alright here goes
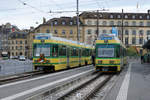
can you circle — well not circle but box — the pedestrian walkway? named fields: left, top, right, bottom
left=105, top=60, right=150, bottom=100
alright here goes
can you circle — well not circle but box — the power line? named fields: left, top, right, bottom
left=17, top=0, right=47, bottom=13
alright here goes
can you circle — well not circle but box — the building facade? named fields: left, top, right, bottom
left=27, top=17, right=84, bottom=58
left=80, top=10, right=150, bottom=52
left=8, top=32, right=28, bottom=57
left=0, top=23, right=20, bottom=56
left=27, top=10, right=150, bottom=58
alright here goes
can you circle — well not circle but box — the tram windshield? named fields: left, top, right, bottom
left=34, top=44, right=51, bottom=57
left=97, top=45, right=115, bottom=58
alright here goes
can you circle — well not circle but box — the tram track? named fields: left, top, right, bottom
left=27, top=71, right=114, bottom=100
left=0, top=70, right=45, bottom=85
left=57, top=74, right=113, bottom=100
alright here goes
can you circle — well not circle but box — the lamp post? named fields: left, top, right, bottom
left=121, top=9, right=124, bottom=43
left=76, top=0, right=80, bottom=44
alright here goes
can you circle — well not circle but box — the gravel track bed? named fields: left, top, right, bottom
left=63, top=75, right=110, bottom=100
left=34, top=73, right=99, bottom=100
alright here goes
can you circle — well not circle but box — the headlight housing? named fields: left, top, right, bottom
left=109, top=60, right=115, bottom=64
left=34, top=60, right=38, bottom=63
left=98, top=60, right=102, bottom=64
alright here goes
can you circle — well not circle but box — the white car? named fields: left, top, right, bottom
left=19, top=56, right=26, bottom=61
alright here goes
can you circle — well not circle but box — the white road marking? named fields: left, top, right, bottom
left=116, top=63, right=132, bottom=100
left=0, top=65, right=92, bottom=88
left=1, top=69, right=94, bottom=100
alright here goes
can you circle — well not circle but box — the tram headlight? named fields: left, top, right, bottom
left=46, top=60, right=50, bottom=63
left=98, top=60, right=102, bottom=64
left=34, top=60, right=38, bottom=63
left=110, top=60, right=114, bottom=64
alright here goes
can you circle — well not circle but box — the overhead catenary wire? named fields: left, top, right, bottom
left=17, top=0, right=47, bottom=14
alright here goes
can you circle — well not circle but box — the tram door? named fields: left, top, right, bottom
left=67, top=47, right=70, bottom=68
left=79, top=49, right=81, bottom=66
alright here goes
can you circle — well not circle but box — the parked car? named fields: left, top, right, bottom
left=19, top=56, right=26, bottom=61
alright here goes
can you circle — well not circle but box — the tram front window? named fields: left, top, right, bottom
left=34, top=44, right=50, bottom=57
left=97, top=45, right=115, bottom=58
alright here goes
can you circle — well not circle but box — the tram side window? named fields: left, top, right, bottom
left=86, top=49, right=89, bottom=56
left=72, top=47, right=78, bottom=56
left=82, top=49, right=85, bottom=56
left=116, top=46, right=120, bottom=58
left=59, top=45, right=66, bottom=56
left=52, top=44, right=58, bottom=57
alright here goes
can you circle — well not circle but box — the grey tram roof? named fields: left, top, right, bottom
left=35, top=33, right=93, bottom=48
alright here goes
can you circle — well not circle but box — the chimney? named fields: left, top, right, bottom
left=148, top=10, right=150, bottom=14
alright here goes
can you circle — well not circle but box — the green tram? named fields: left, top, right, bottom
left=95, top=34, right=127, bottom=72
left=33, top=33, right=94, bottom=71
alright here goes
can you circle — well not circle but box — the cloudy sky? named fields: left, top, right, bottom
left=0, top=0, right=149, bottom=29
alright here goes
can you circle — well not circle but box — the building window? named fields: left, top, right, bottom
left=132, top=30, right=136, bottom=35
left=94, top=21, right=97, bottom=25
left=139, top=30, right=144, bottom=36
left=54, top=21, right=58, bottom=25
left=87, top=20, right=92, bottom=25
left=125, top=37, right=128, bottom=45
left=62, top=30, right=66, bottom=34
left=132, top=21, right=136, bottom=26
left=25, top=40, right=27, bottom=44
left=46, top=29, right=50, bottom=33
left=20, top=46, right=22, bottom=50
left=16, top=40, right=18, bottom=44
left=132, top=37, right=136, bottom=44
left=147, top=30, right=150, bottom=35
left=12, top=52, right=14, bottom=56
left=125, top=15, right=128, bottom=19
left=118, top=30, right=121, bottom=36
left=16, top=46, right=18, bottom=50
left=12, top=41, right=14, bottom=44
left=95, top=30, right=97, bottom=34
left=62, top=21, right=66, bottom=25
left=110, top=15, right=114, bottom=18
left=110, top=21, right=114, bottom=26
left=70, top=21, right=73, bottom=25
left=16, top=52, right=18, bottom=56
left=117, top=21, right=121, bottom=26
left=54, top=30, right=57, bottom=34
left=87, top=29, right=92, bottom=34
left=147, top=15, right=150, bottom=19
left=70, top=30, right=73, bottom=34
left=37, top=29, right=40, bottom=33
left=139, top=21, right=144, bottom=26
left=102, top=21, right=107, bottom=26
left=147, top=21, right=150, bottom=26
left=20, top=41, right=22, bottom=44
left=12, top=47, right=14, bottom=50
left=117, top=15, right=121, bottom=18
left=124, top=21, right=128, bottom=26
left=139, top=15, right=143, bottom=19
left=125, top=30, right=129, bottom=35
left=132, top=15, right=136, bottom=19
left=139, top=38, right=143, bottom=44
left=102, top=30, right=107, bottom=34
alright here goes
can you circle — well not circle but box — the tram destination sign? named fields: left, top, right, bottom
left=35, top=33, right=52, bottom=40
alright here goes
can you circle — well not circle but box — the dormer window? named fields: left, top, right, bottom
left=87, top=20, right=92, bottom=25
left=110, top=15, right=113, bottom=18
left=132, top=15, right=136, bottom=19
left=117, top=15, right=121, bottom=18
left=139, top=15, right=143, bottom=19
left=54, top=21, right=57, bottom=25
left=125, top=15, right=128, bottom=19
left=70, top=21, right=73, bottom=25
left=62, top=21, right=66, bottom=25
left=147, top=15, right=150, bottom=19
left=99, top=14, right=103, bottom=17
